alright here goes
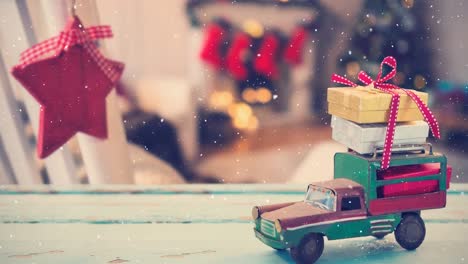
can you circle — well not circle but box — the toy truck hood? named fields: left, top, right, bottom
left=260, top=179, right=365, bottom=229
left=261, top=202, right=331, bottom=222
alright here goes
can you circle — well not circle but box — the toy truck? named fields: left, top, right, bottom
left=252, top=145, right=451, bottom=264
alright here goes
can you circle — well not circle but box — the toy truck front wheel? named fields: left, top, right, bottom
left=395, top=213, right=426, bottom=250
left=290, top=233, right=324, bottom=264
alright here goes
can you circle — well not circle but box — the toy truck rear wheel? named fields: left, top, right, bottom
left=394, top=213, right=426, bottom=250
left=290, top=233, right=324, bottom=264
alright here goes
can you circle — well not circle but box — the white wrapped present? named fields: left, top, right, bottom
left=331, top=116, right=429, bottom=154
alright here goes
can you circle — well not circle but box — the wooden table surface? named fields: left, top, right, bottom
left=0, top=184, right=466, bottom=264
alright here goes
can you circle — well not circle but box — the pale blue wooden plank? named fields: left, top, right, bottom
left=0, top=224, right=466, bottom=264
left=0, top=193, right=465, bottom=224
left=0, top=183, right=466, bottom=194
left=0, top=184, right=466, bottom=263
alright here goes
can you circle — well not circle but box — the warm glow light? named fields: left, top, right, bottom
left=233, top=117, right=249, bottom=129
left=242, top=19, right=264, bottom=38
left=402, top=0, right=414, bottom=8
left=394, top=72, right=405, bottom=85
left=228, top=103, right=258, bottom=130
left=414, top=75, right=426, bottom=89
left=228, top=103, right=252, bottom=119
left=242, top=88, right=257, bottom=103
left=209, top=91, right=234, bottom=109
left=233, top=114, right=258, bottom=131
left=346, top=62, right=360, bottom=77
left=247, top=116, right=259, bottom=131
left=256, top=87, right=272, bottom=104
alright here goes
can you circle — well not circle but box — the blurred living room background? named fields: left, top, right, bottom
left=0, top=0, right=467, bottom=185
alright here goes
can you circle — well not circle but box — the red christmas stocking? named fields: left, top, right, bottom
left=283, top=26, right=308, bottom=66
left=199, top=23, right=225, bottom=69
left=253, top=33, right=280, bottom=79
left=226, top=32, right=251, bottom=80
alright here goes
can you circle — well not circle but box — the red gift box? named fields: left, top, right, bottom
left=378, top=163, right=452, bottom=197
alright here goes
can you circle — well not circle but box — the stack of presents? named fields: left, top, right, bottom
left=327, top=60, right=451, bottom=198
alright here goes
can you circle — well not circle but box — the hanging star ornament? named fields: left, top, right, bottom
left=11, top=16, right=124, bottom=158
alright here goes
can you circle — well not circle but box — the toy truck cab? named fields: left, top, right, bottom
left=252, top=146, right=451, bottom=264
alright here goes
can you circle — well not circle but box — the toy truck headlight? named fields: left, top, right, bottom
left=275, top=219, right=282, bottom=233
left=252, top=206, right=260, bottom=220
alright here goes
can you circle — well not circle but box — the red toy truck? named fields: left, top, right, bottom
left=252, top=144, right=451, bottom=263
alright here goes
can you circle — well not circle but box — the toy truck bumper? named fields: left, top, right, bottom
left=254, top=229, right=288, bottom=249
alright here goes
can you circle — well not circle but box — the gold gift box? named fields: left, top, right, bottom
left=327, top=86, right=429, bottom=124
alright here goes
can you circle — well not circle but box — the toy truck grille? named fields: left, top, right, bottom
left=370, top=219, right=395, bottom=235
left=260, top=219, right=276, bottom=237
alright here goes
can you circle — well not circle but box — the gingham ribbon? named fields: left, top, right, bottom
left=18, top=22, right=122, bottom=82
left=331, top=56, right=440, bottom=170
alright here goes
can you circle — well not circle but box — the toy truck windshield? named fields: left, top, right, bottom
left=304, top=186, right=336, bottom=211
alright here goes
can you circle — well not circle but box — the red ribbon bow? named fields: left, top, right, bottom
left=331, top=56, right=440, bottom=169
left=17, top=16, right=123, bottom=83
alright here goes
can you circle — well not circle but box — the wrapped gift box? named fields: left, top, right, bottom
left=377, top=163, right=452, bottom=197
left=327, top=86, right=429, bottom=124
left=331, top=116, right=429, bottom=154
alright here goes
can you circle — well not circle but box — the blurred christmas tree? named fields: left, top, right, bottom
left=339, top=0, right=432, bottom=90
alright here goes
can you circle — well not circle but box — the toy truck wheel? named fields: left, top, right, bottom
left=290, top=233, right=324, bottom=264
left=394, top=213, right=426, bottom=250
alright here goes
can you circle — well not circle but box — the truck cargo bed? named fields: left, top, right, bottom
left=369, top=191, right=447, bottom=215
left=377, top=163, right=452, bottom=197
left=334, top=152, right=450, bottom=216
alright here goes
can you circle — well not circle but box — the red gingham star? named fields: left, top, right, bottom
left=11, top=16, right=124, bottom=158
